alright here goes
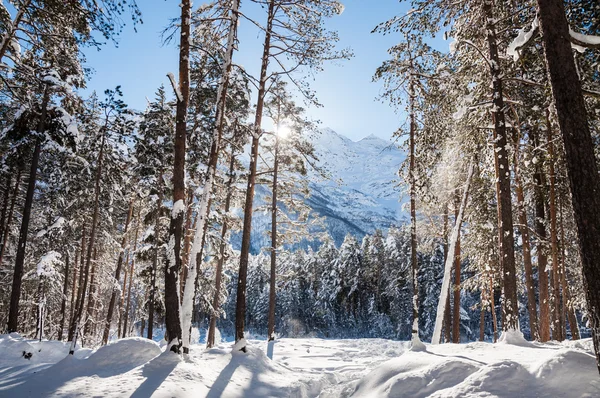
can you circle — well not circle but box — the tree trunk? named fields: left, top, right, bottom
left=181, top=0, right=241, bottom=354
left=235, top=0, right=276, bottom=349
left=8, top=87, right=49, bottom=333
left=180, top=191, right=195, bottom=302
left=452, top=197, right=461, bottom=344
left=58, top=252, right=70, bottom=341
left=0, top=168, right=22, bottom=267
left=490, top=278, right=498, bottom=343
left=432, top=163, right=474, bottom=344
left=118, top=243, right=131, bottom=338
left=148, top=182, right=163, bottom=340
left=443, top=205, right=452, bottom=343
left=69, top=224, right=86, bottom=341
left=84, top=248, right=98, bottom=338
left=406, top=42, right=423, bottom=349
left=123, top=206, right=141, bottom=338
left=545, top=112, right=564, bottom=341
left=559, top=198, right=580, bottom=340
left=0, top=174, right=11, bottom=247
left=207, top=150, right=237, bottom=348
left=69, top=132, right=105, bottom=350
left=531, top=128, right=551, bottom=342
left=513, top=128, right=539, bottom=340
left=102, top=199, right=134, bottom=345
left=69, top=248, right=78, bottom=332
left=164, top=0, right=191, bottom=353
left=480, top=287, right=486, bottom=342
left=483, top=0, right=518, bottom=333
left=268, top=136, right=279, bottom=342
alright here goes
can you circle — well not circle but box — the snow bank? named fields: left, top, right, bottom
left=0, top=334, right=72, bottom=365
left=350, top=338, right=600, bottom=397
left=352, top=352, right=478, bottom=397
left=83, top=337, right=161, bottom=374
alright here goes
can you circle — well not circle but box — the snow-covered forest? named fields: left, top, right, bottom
left=1, top=0, right=600, bottom=396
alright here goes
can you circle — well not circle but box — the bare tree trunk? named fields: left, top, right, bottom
left=514, top=128, right=539, bottom=340
left=0, top=168, right=22, bottom=267
left=58, top=252, right=70, bottom=341
left=432, top=163, right=474, bottom=345
left=8, top=87, right=49, bottom=333
left=69, top=248, right=79, bottom=331
left=84, top=248, right=98, bottom=338
left=102, top=199, right=134, bottom=345
left=69, top=224, right=86, bottom=341
left=559, top=198, right=579, bottom=340
left=490, top=278, right=498, bottom=343
left=69, top=132, right=106, bottom=350
left=207, top=151, right=237, bottom=348
left=483, top=0, right=519, bottom=333
left=443, top=205, right=452, bottom=343
left=148, top=182, right=163, bottom=340
left=406, top=39, right=423, bottom=349
left=123, top=206, right=141, bottom=338
left=268, top=136, right=279, bottom=342
left=545, top=112, right=564, bottom=341
left=164, top=0, right=191, bottom=353
left=536, top=1, right=600, bottom=367
left=118, top=242, right=131, bottom=338
left=480, top=287, right=486, bottom=342
left=452, top=198, right=461, bottom=344
left=0, top=174, right=11, bottom=246
left=531, top=128, right=551, bottom=342
left=235, top=0, right=275, bottom=349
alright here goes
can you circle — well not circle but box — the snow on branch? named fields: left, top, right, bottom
left=506, top=17, right=539, bottom=62
left=569, top=28, right=600, bottom=50
left=37, top=251, right=63, bottom=277
left=167, top=72, right=183, bottom=103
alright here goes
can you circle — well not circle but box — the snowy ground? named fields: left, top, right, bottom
left=0, top=332, right=599, bottom=397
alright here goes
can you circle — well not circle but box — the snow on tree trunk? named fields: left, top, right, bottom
left=164, top=0, right=191, bottom=353
left=483, top=0, right=519, bottom=332
left=181, top=0, right=240, bottom=354
left=207, top=150, right=237, bottom=348
left=432, top=162, right=475, bottom=344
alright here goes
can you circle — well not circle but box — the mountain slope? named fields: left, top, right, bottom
left=306, top=128, right=407, bottom=246
left=244, top=128, right=407, bottom=251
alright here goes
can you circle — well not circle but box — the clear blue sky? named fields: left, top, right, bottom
left=81, top=0, right=436, bottom=141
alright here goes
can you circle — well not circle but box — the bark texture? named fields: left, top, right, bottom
left=537, top=0, right=600, bottom=372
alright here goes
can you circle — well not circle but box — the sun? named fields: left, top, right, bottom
left=277, top=124, right=291, bottom=139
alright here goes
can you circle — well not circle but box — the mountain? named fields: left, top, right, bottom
left=240, top=128, right=407, bottom=252
left=306, top=128, right=407, bottom=246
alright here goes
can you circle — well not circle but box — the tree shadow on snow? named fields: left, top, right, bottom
left=207, top=353, right=289, bottom=398
left=130, top=353, right=179, bottom=398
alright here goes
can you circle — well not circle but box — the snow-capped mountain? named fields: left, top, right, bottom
left=306, top=128, right=407, bottom=246
left=242, top=128, right=407, bottom=252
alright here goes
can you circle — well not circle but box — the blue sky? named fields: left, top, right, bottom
left=82, top=0, right=425, bottom=141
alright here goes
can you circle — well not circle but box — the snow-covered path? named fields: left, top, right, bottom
left=0, top=333, right=599, bottom=397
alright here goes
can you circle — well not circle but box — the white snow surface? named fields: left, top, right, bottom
left=1, top=334, right=599, bottom=397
